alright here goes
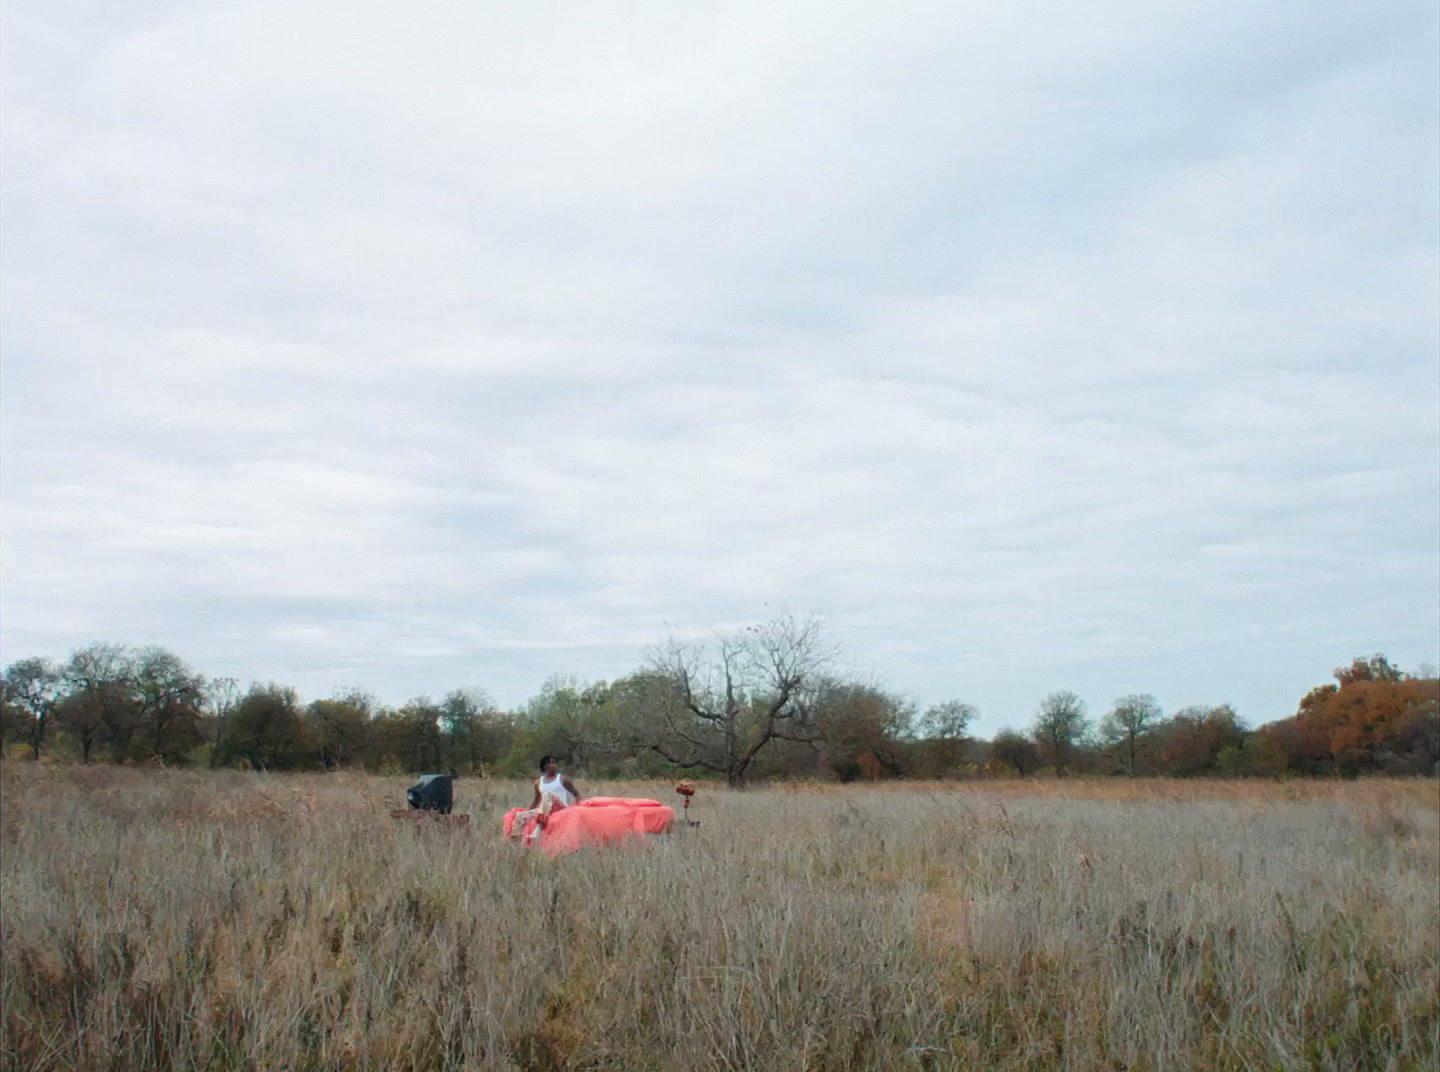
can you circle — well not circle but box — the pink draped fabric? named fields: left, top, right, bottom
left=503, top=798, right=676, bottom=854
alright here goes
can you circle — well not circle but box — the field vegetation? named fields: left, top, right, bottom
left=3, top=765, right=1436, bottom=1071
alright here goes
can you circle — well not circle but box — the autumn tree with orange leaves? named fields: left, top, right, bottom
left=1268, top=655, right=1439, bottom=776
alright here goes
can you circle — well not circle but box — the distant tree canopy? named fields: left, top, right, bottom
left=3, top=642, right=1435, bottom=780
left=1032, top=691, right=1090, bottom=777
left=1099, top=694, right=1163, bottom=777
left=214, top=684, right=314, bottom=770
left=1264, top=657, right=1438, bottom=777
left=1, top=657, right=61, bottom=761
left=989, top=729, right=1042, bottom=777
left=1078, top=655, right=1438, bottom=779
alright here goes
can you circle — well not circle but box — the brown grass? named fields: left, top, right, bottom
left=2, top=765, right=1436, bottom=1071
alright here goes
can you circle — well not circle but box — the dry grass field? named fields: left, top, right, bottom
left=2, top=766, right=1436, bottom=1071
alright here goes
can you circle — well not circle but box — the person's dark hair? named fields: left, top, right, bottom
left=538, top=754, right=557, bottom=772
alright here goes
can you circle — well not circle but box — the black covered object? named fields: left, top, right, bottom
left=407, top=774, right=453, bottom=813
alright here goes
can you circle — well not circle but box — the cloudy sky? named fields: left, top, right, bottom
left=3, top=0, right=1436, bottom=736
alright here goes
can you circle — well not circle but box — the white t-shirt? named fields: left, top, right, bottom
left=538, top=772, right=574, bottom=806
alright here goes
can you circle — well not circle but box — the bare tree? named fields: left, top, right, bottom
left=206, top=677, right=242, bottom=768
left=1100, top=694, right=1162, bottom=776
left=1032, top=690, right=1090, bottom=778
left=643, top=616, right=830, bottom=787
left=2, top=657, right=62, bottom=760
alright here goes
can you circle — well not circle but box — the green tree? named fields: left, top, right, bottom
left=513, top=676, right=601, bottom=773
left=912, top=700, right=978, bottom=777
left=395, top=698, right=445, bottom=772
left=362, top=708, right=410, bottom=771
left=1100, top=694, right=1162, bottom=776
left=2, top=657, right=62, bottom=760
left=215, top=684, right=316, bottom=770
left=1032, top=691, right=1090, bottom=777
left=1240, top=732, right=1290, bottom=777
left=439, top=688, right=514, bottom=774
left=1215, top=744, right=1247, bottom=777
left=989, top=729, right=1042, bottom=776
left=307, top=691, right=374, bottom=770
left=602, top=672, right=687, bottom=778
left=130, top=647, right=207, bottom=764
left=58, top=644, right=135, bottom=763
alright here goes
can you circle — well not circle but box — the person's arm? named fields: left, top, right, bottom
left=563, top=776, right=581, bottom=803
left=529, top=779, right=541, bottom=809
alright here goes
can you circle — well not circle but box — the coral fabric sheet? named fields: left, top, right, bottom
left=503, top=799, right=676, bottom=854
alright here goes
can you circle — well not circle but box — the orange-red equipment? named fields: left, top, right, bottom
left=675, top=781, right=695, bottom=816
left=502, top=797, right=675, bottom=854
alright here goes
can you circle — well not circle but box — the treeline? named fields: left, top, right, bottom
left=2, top=625, right=1436, bottom=782
left=995, top=655, right=1438, bottom=779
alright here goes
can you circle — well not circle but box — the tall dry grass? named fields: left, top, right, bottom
left=1, top=765, right=1436, bottom=1071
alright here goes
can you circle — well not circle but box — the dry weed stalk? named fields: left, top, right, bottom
left=1, top=765, right=1436, bottom=1071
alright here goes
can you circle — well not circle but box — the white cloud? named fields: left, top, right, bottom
left=3, top=0, right=1435, bottom=733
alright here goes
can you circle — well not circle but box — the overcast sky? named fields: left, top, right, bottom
left=2, top=0, right=1436, bottom=736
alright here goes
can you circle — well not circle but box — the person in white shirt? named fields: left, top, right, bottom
left=508, top=755, right=582, bottom=842
left=530, top=754, right=581, bottom=810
